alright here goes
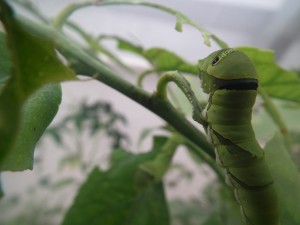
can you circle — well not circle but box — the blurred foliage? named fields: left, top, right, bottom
left=265, top=133, right=300, bottom=225
left=289, top=130, right=300, bottom=170
left=1, top=1, right=300, bottom=225
left=0, top=100, right=128, bottom=225
left=46, top=100, right=128, bottom=149
left=62, top=137, right=170, bottom=225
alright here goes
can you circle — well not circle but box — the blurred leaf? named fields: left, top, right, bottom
left=201, top=181, right=243, bottom=225
left=109, top=147, right=134, bottom=166
left=0, top=31, right=10, bottom=83
left=51, top=178, right=77, bottom=190
left=59, top=153, right=80, bottom=170
left=0, top=176, right=3, bottom=199
left=43, top=100, right=128, bottom=149
left=0, top=84, right=62, bottom=171
left=46, top=128, right=63, bottom=145
left=201, top=215, right=222, bottom=225
left=0, top=2, right=76, bottom=164
left=62, top=137, right=170, bottom=225
left=38, top=176, right=51, bottom=188
left=238, top=47, right=300, bottom=103
left=137, top=127, right=156, bottom=147
left=289, top=131, right=300, bottom=170
left=264, top=133, right=300, bottom=225
left=169, top=199, right=205, bottom=225
left=0, top=195, right=20, bottom=218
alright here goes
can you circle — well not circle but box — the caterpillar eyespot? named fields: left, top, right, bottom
left=198, top=48, right=279, bottom=225
left=211, top=56, right=220, bottom=66
left=211, top=48, right=235, bottom=66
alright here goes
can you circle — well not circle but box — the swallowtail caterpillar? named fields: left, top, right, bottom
left=198, top=49, right=279, bottom=225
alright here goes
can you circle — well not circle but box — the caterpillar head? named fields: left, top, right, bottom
left=198, top=48, right=258, bottom=93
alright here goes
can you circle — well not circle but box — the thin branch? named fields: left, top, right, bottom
left=259, top=87, right=291, bottom=149
left=155, top=71, right=207, bottom=126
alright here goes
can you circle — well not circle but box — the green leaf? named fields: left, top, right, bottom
left=0, top=1, right=76, bottom=164
left=109, top=35, right=144, bottom=55
left=101, top=36, right=198, bottom=74
left=264, top=133, right=300, bottom=225
left=62, top=138, right=170, bottom=225
left=238, top=47, right=300, bottom=103
left=0, top=84, right=62, bottom=171
left=144, top=48, right=198, bottom=74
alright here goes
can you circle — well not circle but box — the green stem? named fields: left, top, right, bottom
left=17, top=15, right=215, bottom=159
left=66, top=21, right=134, bottom=73
left=137, top=70, right=155, bottom=87
left=259, top=87, right=291, bottom=149
left=156, top=71, right=207, bottom=126
left=52, top=2, right=93, bottom=29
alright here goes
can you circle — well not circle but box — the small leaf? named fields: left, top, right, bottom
left=238, top=47, right=300, bottom=103
left=113, top=36, right=144, bottom=55
left=62, top=138, right=170, bottom=225
left=0, top=1, right=76, bottom=164
left=137, top=127, right=156, bottom=147
left=264, top=133, right=300, bottom=225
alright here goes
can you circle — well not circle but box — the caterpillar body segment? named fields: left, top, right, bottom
left=198, top=49, right=279, bottom=225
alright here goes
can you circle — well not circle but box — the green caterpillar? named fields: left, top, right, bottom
left=198, top=49, right=279, bottom=225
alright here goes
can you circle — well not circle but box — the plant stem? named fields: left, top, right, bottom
left=66, top=21, right=134, bottom=73
left=259, top=87, right=291, bottom=149
left=52, top=2, right=93, bottom=29
left=137, top=70, right=155, bottom=87
left=156, top=71, right=207, bottom=126
left=17, top=15, right=215, bottom=159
